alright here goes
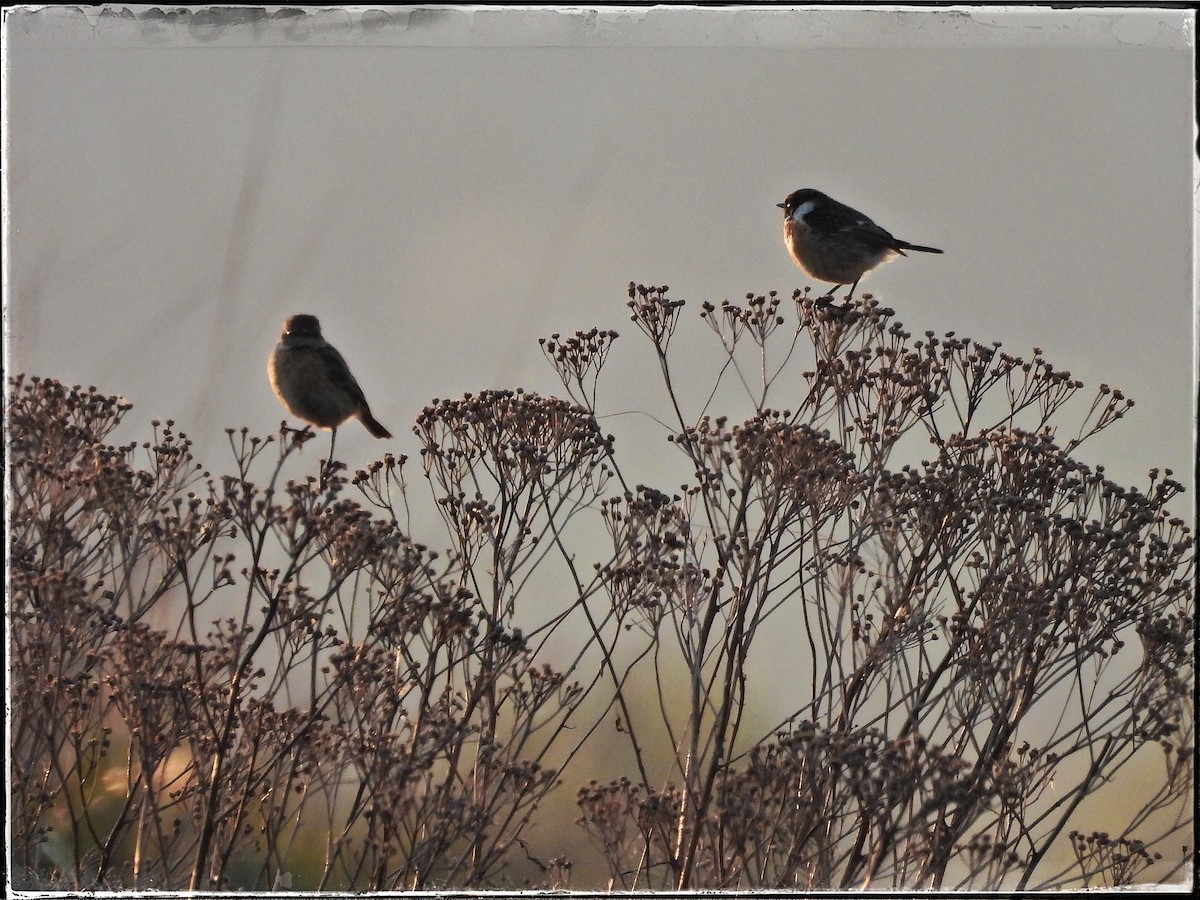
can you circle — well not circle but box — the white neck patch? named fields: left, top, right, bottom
left=791, top=199, right=817, bottom=221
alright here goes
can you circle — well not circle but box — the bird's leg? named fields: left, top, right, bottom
left=839, top=278, right=862, bottom=313
left=322, top=426, right=338, bottom=489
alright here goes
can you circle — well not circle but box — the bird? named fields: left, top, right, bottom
left=778, top=188, right=942, bottom=302
left=268, top=314, right=391, bottom=481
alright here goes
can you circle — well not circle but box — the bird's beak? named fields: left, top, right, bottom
left=776, top=202, right=786, bottom=209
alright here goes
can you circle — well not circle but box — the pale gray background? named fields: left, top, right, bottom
left=4, top=4, right=1196, bottom=889
left=5, top=6, right=1195, bottom=500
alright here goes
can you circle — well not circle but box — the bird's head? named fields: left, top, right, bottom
left=778, top=188, right=828, bottom=220
left=282, top=314, right=322, bottom=338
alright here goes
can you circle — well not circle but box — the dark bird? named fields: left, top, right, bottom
left=268, top=314, right=391, bottom=479
left=779, top=188, right=943, bottom=301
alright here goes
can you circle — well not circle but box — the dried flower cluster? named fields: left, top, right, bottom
left=539, top=328, right=619, bottom=410
left=627, top=282, right=685, bottom=350
left=572, top=288, right=1192, bottom=891
left=9, top=375, right=579, bottom=891
left=7, top=281, right=1193, bottom=891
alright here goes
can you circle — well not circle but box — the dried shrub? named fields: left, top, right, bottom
left=7, top=284, right=1193, bottom=891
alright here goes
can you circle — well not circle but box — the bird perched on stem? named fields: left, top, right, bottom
left=778, top=188, right=942, bottom=303
left=268, top=314, right=391, bottom=483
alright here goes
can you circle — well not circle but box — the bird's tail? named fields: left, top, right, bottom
left=900, top=242, right=943, bottom=254
left=359, top=409, right=393, bottom=439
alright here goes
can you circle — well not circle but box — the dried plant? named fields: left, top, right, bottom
left=8, top=378, right=578, bottom=890
left=7, top=283, right=1193, bottom=891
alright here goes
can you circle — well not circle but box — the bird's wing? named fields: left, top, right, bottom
left=846, top=219, right=904, bottom=251
left=807, top=200, right=903, bottom=251
left=313, top=343, right=371, bottom=407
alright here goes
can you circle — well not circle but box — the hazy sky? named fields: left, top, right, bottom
left=6, top=5, right=1195, bottom=511
left=4, top=5, right=1195, bottom=888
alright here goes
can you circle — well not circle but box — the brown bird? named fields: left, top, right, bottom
left=268, top=314, right=391, bottom=479
left=779, top=188, right=943, bottom=301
